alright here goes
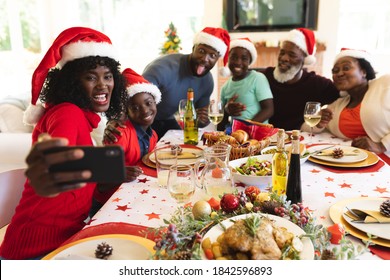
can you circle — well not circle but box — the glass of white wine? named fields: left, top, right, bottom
left=178, top=99, right=187, bottom=121
left=167, top=164, right=195, bottom=220
left=303, top=101, right=322, bottom=145
left=208, top=100, right=224, bottom=126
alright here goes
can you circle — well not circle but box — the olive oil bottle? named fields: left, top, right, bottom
left=272, top=129, right=288, bottom=195
left=183, top=88, right=198, bottom=145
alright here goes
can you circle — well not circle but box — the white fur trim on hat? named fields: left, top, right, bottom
left=230, top=39, right=257, bottom=66
left=219, top=66, right=232, bottom=77
left=285, top=29, right=316, bottom=65
left=304, top=55, right=316, bottom=66
left=193, top=32, right=227, bottom=58
left=57, top=41, right=119, bottom=69
left=128, top=83, right=162, bottom=104
left=23, top=103, right=45, bottom=126
left=334, top=49, right=373, bottom=66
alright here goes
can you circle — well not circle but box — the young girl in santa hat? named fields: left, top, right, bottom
left=218, top=38, right=274, bottom=131
left=0, top=27, right=127, bottom=260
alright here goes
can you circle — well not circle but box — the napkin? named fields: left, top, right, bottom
left=345, top=208, right=390, bottom=223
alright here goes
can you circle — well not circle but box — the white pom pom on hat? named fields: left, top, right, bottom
left=284, top=28, right=316, bottom=66
left=122, top=68, right=162, bottom=104
left=23, top=26, right=119, bottom=125
left=334, top=48, right=374, bottom=66
left=219, top=37, right=257, bottom=77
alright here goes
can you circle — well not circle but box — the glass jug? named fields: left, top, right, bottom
left=195, top=143, right=235, bottom=200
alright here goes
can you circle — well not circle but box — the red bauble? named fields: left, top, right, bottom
left=220, top=194, right=240, bottom=213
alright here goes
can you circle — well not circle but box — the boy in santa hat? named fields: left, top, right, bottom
left=218, top=37, right=274, bottom=131
left=89, top=68, right=161, bottom=216
left=0, top=27, right=127, bottom=260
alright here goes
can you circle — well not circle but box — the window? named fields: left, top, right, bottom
left=0, top=0, right=204, bottom=100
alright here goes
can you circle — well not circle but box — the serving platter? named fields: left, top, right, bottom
left=201, top=213, right=314, bottom=260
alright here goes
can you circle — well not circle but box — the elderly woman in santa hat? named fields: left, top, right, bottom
left=306, top=48, right=390, bottom=153
left=0, top=27, right=127, bottom=260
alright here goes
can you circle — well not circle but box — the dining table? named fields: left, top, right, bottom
left=62, top=128, right=390, bottom=260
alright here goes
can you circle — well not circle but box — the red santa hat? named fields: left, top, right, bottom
left=23, top=26, right=119, bottom=125
left=122, top=68, right=162, bottom=104
left=193, top=27, right=230, bottom=67
left=220, top=37, right=257, bottom=77
left=284, top=28, right=316, bottom=65
left=334, top=48, right=373, bottom=66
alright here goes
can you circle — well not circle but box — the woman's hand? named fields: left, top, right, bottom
left=125, top=166, right=144, bottom=182
left=225, top=94, right=246, bottom=116
left=317, top=107, right=333, bottom=128
left=351, top=136, right=386, bottom=154
left=103, top=120, right=126, bottom=144
left=25, top=134, right=91, bottom=197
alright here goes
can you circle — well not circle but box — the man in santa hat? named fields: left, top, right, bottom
left=102, top=27, right=229, bottom=140
left=226, top=28, right=340, bottom=131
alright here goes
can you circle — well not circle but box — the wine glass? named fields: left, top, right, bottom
left=208, top=100, right=224, bottom=126
left=178, top=99, right=187, bottom=121
left=303, top=102, right=322, bottom=145
left=167, top=164, right=195, bottom=220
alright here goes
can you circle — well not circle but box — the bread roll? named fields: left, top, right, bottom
left=231, top=130, right=249, bottom=144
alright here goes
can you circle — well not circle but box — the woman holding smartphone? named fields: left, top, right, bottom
left=0, top=27, right=127, bottom=260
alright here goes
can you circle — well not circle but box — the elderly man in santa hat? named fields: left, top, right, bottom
left=226, top=28, right=340, bottom=131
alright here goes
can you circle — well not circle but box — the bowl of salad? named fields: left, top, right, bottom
left=229, top=154, right=273, bottom=190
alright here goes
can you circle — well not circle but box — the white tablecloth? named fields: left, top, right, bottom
left=83, top=129, right=390, bottom=260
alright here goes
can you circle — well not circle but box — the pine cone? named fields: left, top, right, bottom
left=172, top=250, right=192, bottom=260
left=332, top=148, right=344, bottom=159
left=95, top=242, right=113, bottom=260
left=379, top=199, right=390, bottom=217
left=321, top=249, right=336, bottom=260
left=259, top=200, right=282, bottom=215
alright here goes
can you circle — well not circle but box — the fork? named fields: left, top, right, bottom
left=309, top=145, right=336, bottom=156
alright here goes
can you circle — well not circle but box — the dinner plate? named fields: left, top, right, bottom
left=308, top=148, right=378, bottom=168
left=329, top=197, right=390, bottom=247
left=142, top=145, right=203, bottom=168
left=201, top=213, right=314, bottom=260
left=310, top=145, right=367, bottom=163
left=342, top=199, right=390, bottom=240
left=42, top=234, right=155, bottom=260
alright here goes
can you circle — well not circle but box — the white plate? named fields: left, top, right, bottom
left=269, top=132, right=289, bottom=144
left=342, top=198, right=390, bottom=240
left=202, top=213, right=314, bottom=260
left=309, top=145, right=368, bottom=163
left=229, top=154, right=272, bottom=189
left=43, top=234, right=155, bottom=260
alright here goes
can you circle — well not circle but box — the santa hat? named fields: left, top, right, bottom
left=122, top=68, right=161, bottom=104
left=193, top=27, right=230, bottom=67
left=284, top=28, right=316, bottom=65
left=334, top=48, right=373, bottom=66
left=220, top=37, right=257, bottom=77
left=23, top=27, right=119, bottom=125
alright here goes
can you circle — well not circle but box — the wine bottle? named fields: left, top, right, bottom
left=183, top=88, right=198, bottom=145
left=286, top=130, right=302, bottom=203
left=271, top=129, right=288, bottom=196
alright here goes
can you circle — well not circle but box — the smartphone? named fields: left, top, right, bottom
left=44, top=145, right=126, bottom=184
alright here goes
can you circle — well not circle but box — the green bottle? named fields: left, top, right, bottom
left=183, top=88, right=198, bottom=145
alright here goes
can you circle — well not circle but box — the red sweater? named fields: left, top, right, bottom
left=0, top=103, right=100, bottom=259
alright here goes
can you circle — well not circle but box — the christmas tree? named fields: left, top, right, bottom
left=160, top=22, right=182, bottom=54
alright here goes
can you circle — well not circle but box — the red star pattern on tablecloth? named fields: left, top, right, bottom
left=339, top=183, right=351, bottom=188
left=310, top=169, right=321, bottom=173
left=374, top=186, right=388, bottom=194
left=116, top=204, right=131, bottom=211
left=325, top=192, right=335, bottom=198
left=138, top=177, right=150, bottom=183
left=145, top=212, right=160, bottom=220
left=112, top=197, right=121, bottom=202
left=140, top=189, right=149, bottom=194
left=326, top=177, right=334, bottom=182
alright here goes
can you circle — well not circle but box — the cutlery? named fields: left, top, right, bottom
left=309, top=145, right=335, bottom=156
